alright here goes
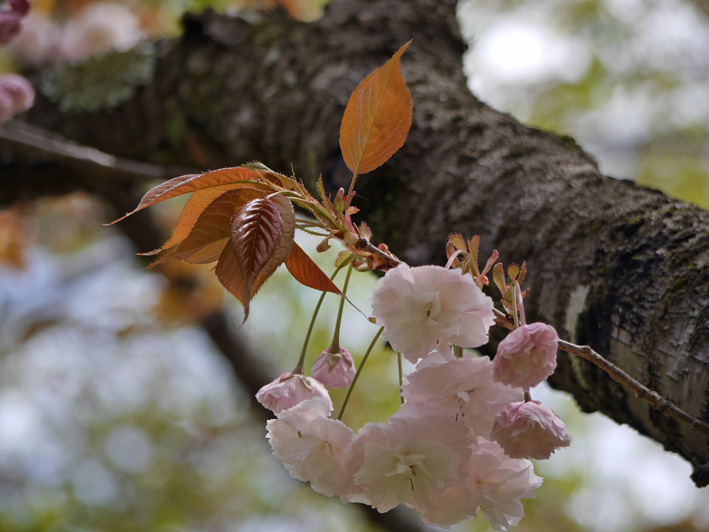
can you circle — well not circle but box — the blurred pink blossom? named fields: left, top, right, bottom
left=0, top=0, right=30, bottom=45
left=5, top=11, right=62, bottom=66
left=59, top=2, right=143, bottom=61
left=493, top=322, right=559, bottom=390
left=0, top=73, right=34, bottom=124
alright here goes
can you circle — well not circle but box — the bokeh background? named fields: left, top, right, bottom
left=1, top=0, right=708, bottom=531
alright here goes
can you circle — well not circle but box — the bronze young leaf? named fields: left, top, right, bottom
left=339, top=41, right=413, bottom=177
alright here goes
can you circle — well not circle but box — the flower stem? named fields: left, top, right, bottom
left=329, top=262, right=354, bottom=352
left=292, top=264, right=345, bottom=374
left=397, top=352, right=404, bottom=405
left=338, top=326, right=384, bottom=421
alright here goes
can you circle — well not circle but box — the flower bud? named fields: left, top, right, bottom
left=491, top=400, right=571, bottom=460
left=492, top=322, right=558, bottom=390
left=256, top=372, right=333, bottom=414
left=311, top=347, right=356, bottom=388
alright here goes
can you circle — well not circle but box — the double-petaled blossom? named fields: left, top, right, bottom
left=402, top=351, right=523, bottom=437
left=491, top=400, right=571, bottom=460
left=371, top=264, right=495, bottom=362
left=266, top=397, right=357, bottom=498
left=256, top=372, right=332, bottom=414
left=347, top=413, right=471, bottom=512
left=418, top=438, right=542, bottom=530
left=311, top=347, right=356, bottom=388
left=493, top=322, right=559, bottom=390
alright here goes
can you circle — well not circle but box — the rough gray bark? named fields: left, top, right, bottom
left=3, top=0, right=708, bottom=486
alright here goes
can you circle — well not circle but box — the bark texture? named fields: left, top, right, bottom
left=4, top=0, right=708, bottom=485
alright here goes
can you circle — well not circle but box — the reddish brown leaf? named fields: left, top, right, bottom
left=160, top=185, right=253, bottom=250
left=147, top=187, right=266, bottom=268
left=246, top=195, right=295, bottom=294
left=215, top=195, right=295, bottom=320
left=108, top=167, right=272, bottom=224
left=339, top=42, right=412, bottom=176
left=215, top=240, right=248, bottom=311
left=285, top=242, right=342, bottom=295
left=230, top=198, right=283, bottom=281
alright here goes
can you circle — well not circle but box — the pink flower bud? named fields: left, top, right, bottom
left=311, top=347, right=356, bottom=388
left=492, top=322, right=558, bottom=390
left=491, top=401, right=571, bottom=460
left=256, top=372, right=333, bottom=414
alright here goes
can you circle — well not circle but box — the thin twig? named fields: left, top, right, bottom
left=558, top=340, right=709, bottom=437
left=355, top=237, right=402, bottom=268
left=493, top=308, right=709, bottom=437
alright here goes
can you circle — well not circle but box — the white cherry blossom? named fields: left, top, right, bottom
left=402, top=352, right=523, bottom=437
left=371, top=264, right=495, bottom=362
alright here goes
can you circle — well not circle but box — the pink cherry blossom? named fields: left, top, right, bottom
left=402, top=352, right=523, bottom=437
left=0, top=0, right=29, bottom=46
left=418, top=438, right=542, bottom=530
left=310, top=347, right=356, bottom=388
left=59, top=2, right=143, bottom=61
left=348, top=413, right=471, bottom=512
left=266, top=397, right=358, bottom=498
left=256, top=372, right=332, bottom=414
left=9, top=0, right=30, bottom=17
left=370, top=264, right=495, bottom=362
left=0, top=12, right=22, bottom=45
left=491, top=400, right=571, bottom=460
left=5, top=12, right=62, bottom=66
left=493, top=322, right=559, bottom=390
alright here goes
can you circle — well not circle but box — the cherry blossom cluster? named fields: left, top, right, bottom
left=6, top=1, right=144, bottom=66
left=256, top=261, right=572, bottom=530
left=0, top=0, right=34, bottom=125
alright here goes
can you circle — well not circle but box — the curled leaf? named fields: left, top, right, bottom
left=160, top=185, right=255, bottom=251
left=147, top=187, right=266, bottom=268
left=285, top=242, right=342, bottom=295
left=492, top=262, right=507, bottom=297
left=507, top=263, right=520, bottom=281
left=108, top=166, right=272, bottom=224
left=448, top=233, right=467, bottom=252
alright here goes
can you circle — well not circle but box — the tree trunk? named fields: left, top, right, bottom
left=3, top=0, right=708, bottom=485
